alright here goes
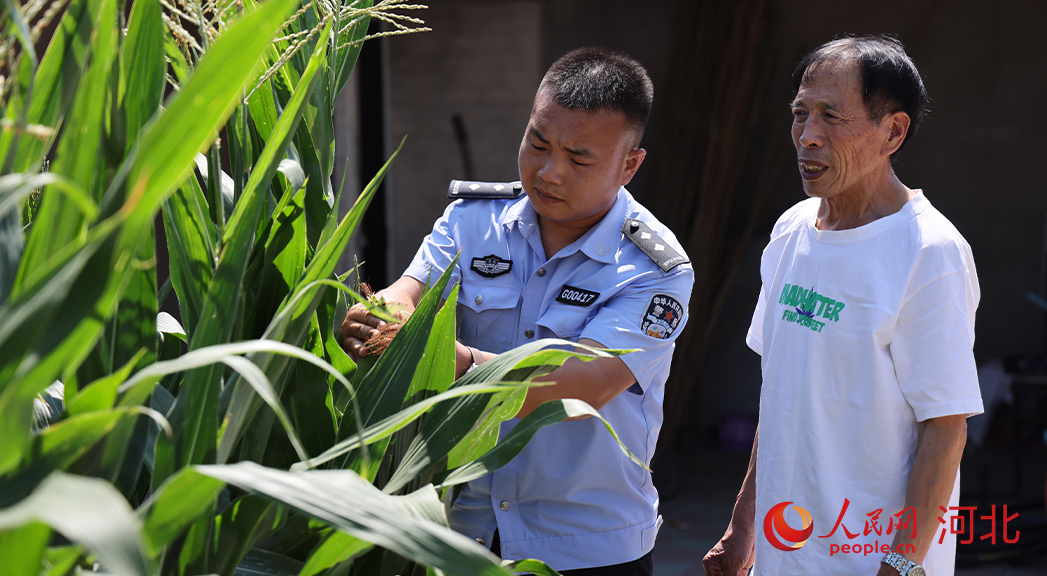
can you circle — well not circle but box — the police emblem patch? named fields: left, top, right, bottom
left=470, top=254, right=512, bottom=278
left=641, top=294, right=683, bottom=339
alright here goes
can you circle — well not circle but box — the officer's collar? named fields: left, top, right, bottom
left=504, top=187, right=629, bottom=264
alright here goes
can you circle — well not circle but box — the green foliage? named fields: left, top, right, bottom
left=0, top=0, right=638, bottom=574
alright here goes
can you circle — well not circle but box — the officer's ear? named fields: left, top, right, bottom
left=619, top=146, right=646, bottom=186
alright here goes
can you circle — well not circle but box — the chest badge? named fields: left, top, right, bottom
left=556, top=285, right=600, bottom=307
left=471, top=254, right=512, bottom=278
left=641, top=294, right=684, bottom=339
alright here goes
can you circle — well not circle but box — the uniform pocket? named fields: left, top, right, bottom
left=457, top=279, right=521, bottom=353
left=535, top=304, right=593, bottom=341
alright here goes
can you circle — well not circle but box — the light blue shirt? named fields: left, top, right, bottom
left=404, top=187, right=693, bottom=571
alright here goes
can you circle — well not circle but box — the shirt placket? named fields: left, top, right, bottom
left=491, top=227, right=555, bottom=552
left=513, top=226, right=553, bottom=347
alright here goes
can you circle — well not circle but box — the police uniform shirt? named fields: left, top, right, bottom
left=403, top=186, right=693, bottom=571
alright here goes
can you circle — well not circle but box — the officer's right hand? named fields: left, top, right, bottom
left=702, top=527, right=755, bottom=576
left=341, top=301, right=384, bottom=361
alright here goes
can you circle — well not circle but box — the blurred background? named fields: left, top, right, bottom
left=330, top=1, right=1047, bottom=572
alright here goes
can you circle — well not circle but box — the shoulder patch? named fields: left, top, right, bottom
left=447, top=180, right=525, bottom=200
left=641, top=294, right=684, bottom=339
left=622, top=218, right=689, bottom=272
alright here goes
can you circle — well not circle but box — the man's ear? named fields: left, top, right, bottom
left=882, top=111, right=911, bottom=157
left=620, top=146, right=646, bottom=186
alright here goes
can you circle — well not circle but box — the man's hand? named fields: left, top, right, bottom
left=704, top=430, right=758, bottom=576
left=703, top=528, right=755, bottom=576
left=340, top=276, right=425, bottom=361
left=340, top=300, right=386, bottom=361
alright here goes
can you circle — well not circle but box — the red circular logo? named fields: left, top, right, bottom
left=763, top=501, right=814, bottom=551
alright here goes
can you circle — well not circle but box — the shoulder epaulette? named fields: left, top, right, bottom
left=623, top=218, right=689, bottom=272
left=447, top=180, right=525, bottom=200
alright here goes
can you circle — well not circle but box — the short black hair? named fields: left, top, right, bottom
left=792, top=35, right=928, bottom=160
left=540, top=47, right=654, bottom=136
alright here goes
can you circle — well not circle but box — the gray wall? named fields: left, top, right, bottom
left=360, top=0, right=1047, bottom=435
left=382, top=1, right=543, bottom=274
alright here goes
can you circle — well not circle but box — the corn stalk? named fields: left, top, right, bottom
left=0, top=0, right=634, bottom=574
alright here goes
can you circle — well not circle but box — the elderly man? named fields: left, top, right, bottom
left=703, top=36, right=982, bottom=576
left=342, top=47, right=692, bottom=574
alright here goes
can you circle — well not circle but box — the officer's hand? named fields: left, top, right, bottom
left=341, top=301, right=385, bottom=361
left=702, top=527, right=755, bottom=576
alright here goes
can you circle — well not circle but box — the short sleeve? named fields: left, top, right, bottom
left=891, top=270, right=984, bottom=421
left=578, top=265, right=694, bottom=392
left=746, top=284, right=768, bottom=356
left=403, top=201, right=463, bottom=301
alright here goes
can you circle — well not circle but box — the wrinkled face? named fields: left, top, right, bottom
left=790, top=62, right=893, bottom=199
left=518, top=88, right=644, bottom=233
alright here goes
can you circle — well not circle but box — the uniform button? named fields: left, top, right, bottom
left=500, top=501, right=510, bottom=511
left=476, top=537, right=485, bottom=545
left=524, top=329, right=534, bottom=338
left=475, top=294, right=483, bottom=305
left=536, top=268, right=546, bottom=277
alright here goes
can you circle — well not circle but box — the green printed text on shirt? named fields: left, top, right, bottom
left=777, top=283, right=846, bottom=333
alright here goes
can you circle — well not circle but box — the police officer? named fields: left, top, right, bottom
left=342, top=47, right=693, bottom=575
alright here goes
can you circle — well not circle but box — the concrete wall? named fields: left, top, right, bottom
left=360, top=0, right=1047, bottom=436
left=382, top=0, right=543, bottom=276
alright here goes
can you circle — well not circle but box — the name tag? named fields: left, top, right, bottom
left=556, top=285, right=600, bottom=307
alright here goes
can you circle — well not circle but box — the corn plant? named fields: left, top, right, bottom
left=0, top=0, right=642, bottom=574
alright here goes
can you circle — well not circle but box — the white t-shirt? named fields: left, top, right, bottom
left=748, top=191, right=983, bottom=576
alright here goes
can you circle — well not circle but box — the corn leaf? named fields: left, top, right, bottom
left=438, top=398, right=646, bottom=491
left=206, top=495, right=281, bottom=576
left=0, top=172, right=96, bottom=306
left=119, top=0, right=300, bottom=229
left=254, top=184, right=307, bottom=335
left=138, top=466, right=225, bottom=557
left=0, top=472, right=151, bottom=576
left=119, top=0, right=165, bottom=147
left=171, top=22, right=329, bottom=470
left=156, top=311, right=187, bottom=342
left=118, top=340, right=353, bottom=410
left=218, top=142, right=401, bottom=464
left=161, top=177, right=216, bottom=338
left=330, top=0, right=371, bottom=100
left=502, top=560, right=563, bottom=576
left=332, top=254, right=458, bottom=478
left=0, top=0, right=99, bottom=174
left=0, top=219, right=120, bottom=475
left=235, top=549, right=306, bottom=575
left=162, top=29, right=191, bottom=87
left=287, top=316, right=337, bottom=459
left=194, top=152, right=235, bottom=218
left=109, top=225, right=157, bottom=373
left=1, top=0, right=37, bottom=70
left=0, top=173, right=97, bottom=227
left=65, top=349, right=144, bottom=415
left=40, top=547, right=81, bottom=576
left=0, top=211, right=22, bottom=307
left=0, top=521, right=50, bottom=576
left=384, top=341, right=611, bottom=497
left=298, top=530, right=373, bottom=576
left=0, top=0, right=303, bottom=446
left=195, top=461, right=512, bottom=576
left=15, top=0, right=116, bottom=285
